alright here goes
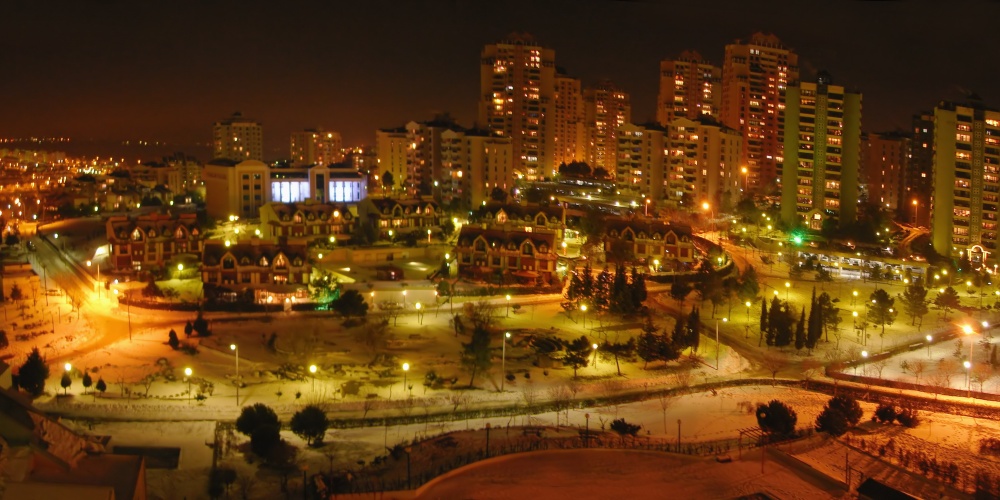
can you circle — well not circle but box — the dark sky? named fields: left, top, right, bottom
left=2, top=0, right=998, bottom=161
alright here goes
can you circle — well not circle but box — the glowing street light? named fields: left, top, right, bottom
left=184, top=367, right=193, bottom=404
left=402, top=362, right=410, bottom=396
left=784, top=282, right=790, bottom=300
left=505, top=294, right=512, bottom=317
left=230, top=344, right=240, bottom=405
left=580, top=304, right=588, bottom=329
left=309, top=364, right=317, bottom=392
left=926, top=334, right=933, bottom=358
left=415, top=302, right=423, bottom=324
left=501, top=332, right=512, bottom=391
left=592, top=343, right=599, bottom=369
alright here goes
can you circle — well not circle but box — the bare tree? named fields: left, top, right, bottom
left=238, top=473, right=257, bottom=500
left=911, top=359, right=927, bottom=384
left=971, top=364, right=994, bottom=394
left=871, top=358, right=889, bottom=379
left=520, top=380, right=538, bottom=425
left=361, top=393, right=377, bottom=419
left=464, top=299, right=499, bottom=331
left=353, top=316, right=392, bottom=363
left=657, top=393, right=674, bottom=433
left=547, top=385, right=572, bottom=427
left=760, top=352, right=787, bottom=383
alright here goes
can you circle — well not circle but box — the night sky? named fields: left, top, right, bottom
left=3, top=0, right=998, bottom=161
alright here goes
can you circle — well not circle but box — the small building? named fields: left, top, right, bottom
left=200, top=240, right=310, bottom=304
left=454, top=226, right=558, bottom=284
left=259, top=200, right=354, bottom=244
left=356, top=197, right=446, bottom=239
left=106, top=212, right=202, bottom=273
left=603, top=219, right=696, bottom=269
left=473, top=202, right=566, bottom=237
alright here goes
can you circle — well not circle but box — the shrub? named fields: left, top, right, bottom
left=290, top=405, right=329, bottom=446
left=873, top=404, right=897, bottom=424
left=18, top=348, right=50, bottom=397
left=816, top=395, right=863, bottom=437
left=756, top=399, right=797, bottom=436
left=250, top=425, right=281, bottom=458
left=609, top=418, right=642, bottom=443
left=168, top=329, right=180, bottom=350
left=895, top=406, right=920, bottom=428
left=236, top=403, right=280, bottom=437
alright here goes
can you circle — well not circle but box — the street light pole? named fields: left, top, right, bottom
left=402, top=362, right=410, bottom=397
left=230, top=344, right=239, bottom=406
left=505, top=294, right=511, bottom=317
left=501, top=331, right=511, bottom=391
left=184, top=367, right=192, bottom=404
left=309, top=364, right=317, bottom=392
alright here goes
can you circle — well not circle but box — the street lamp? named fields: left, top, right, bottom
left=505, top=294, right=511, bottom=317
left=580, top=304, right=588, bottom=329
left=592, top=343, right=599, bottom=369
left=230, top=344, right=239, bottom=406
left=370, top=291, right=375, bottom=306
left=501, top=332, right=511, bottom=391
left=427, top=228, right=432, bottom=243
left=745, top=301, right=752, bottom=339
left=402, top=362, right=410, bottom=396
left=964, top=360, right=973, bottom=396
left=644, top=198, right=650, bottom=217
left=309, top=364, right=317, bottom=392
left=402, top=289, right=407, bottom=308
left=926, top=334, right=933, bottom=358
left=741, top=166, right=749, bottom=193
left=963, top=325, right=976, bottom=366
left=784, top=282, right=790, bottom=301
left=912, top=199, right=919, bottom=223
left=86, top=260, right=101, bottom=298
left=561, top=241, right=567, bottom=255
left=415, top=302, right=422, bottom=324
left=852, top=290, right=858, bottom=307
left=184, top=367, right=193, bottom=404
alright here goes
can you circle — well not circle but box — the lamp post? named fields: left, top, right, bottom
left=561, top=241, right=567, bottom=256
left=402, top=289, right=407, bottom=308
left=852, top=290, right=858, bottom=307
left=592, top=343, right=599, bottom=370
left=184, top=367, right=193, bottom=404
left=370, top=291, right=375, bottom=307
left=177, top=263, right=184, bottom=279
left=505, top=294, right=511, bottom=317
left=585, top=413, right=591, bottom=447
left=427, top=228, right=432, bottom=243
left=644, top=198, right=650, bottom=217
left=963, top=324, right=976, bottom=369
left=86, top=260, right=100, bottom=298
left=230, top=344, right=239, bottom=405
left=415, top=302, right=422, bottom=324
left=63, top=363, right=72, bottom=395
left=965, top=360, right=973, bottom=396
left=741, top=166, right=749, bottom=193
left=745, top=301, right=752, bottom=339
left=702, top=202, right=715, bottom=242
left=912, top=199, right=919, bottom=223
left=501, top=331, right=511, bottom=391
left=402, top=362, right=410, bottom=397
left=716, top=318, right=727, bottom=369
left=926, top=334, right=933, bottom=359
left=580, top=304, right=588, bottom=329
left=784, top=282, right=790, bottom=301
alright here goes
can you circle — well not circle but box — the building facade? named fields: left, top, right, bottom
left=862, top=132, right=909, bottom=217
left=203, top=159, right=269, bottom=221
left=454, top=226, right=558, bottom=284
left=616, top=123, right=667, bottom=202
left=664, top=117, right=743, bottom=211
left=584, top=81, right=631, bottom=171
left=213, top=112, right=263, bottom=162
left=440, top=129, right=514, bottom=209
left=780, top=75, right=862, bottom=229
left=259, top=201, right=353, bottom=244
left=657, top=50, right=720, bottom=126
left=106, top=212, right=202, bottom=272
left=552, top=71, right=587, bottom=173
left=356, top=198, right=446, bottom=239
left=909, top=112, right=935, bottom=227
left=290, top=129, right=344, bottom=167
left=374, top=127, right=409, bottom=197
left=931, top=102, right=1000, bottom=265
left=201, top=240, right=311, bottom=303
left=603, top=219, right=696, bottom=270
left=721, top=33, right=799, bottom=189
left=479, top=33, right=555, bottom=181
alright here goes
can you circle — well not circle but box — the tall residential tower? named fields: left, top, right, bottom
left=213, top=112, right=263, bottom=162
left=656, top=50, right=720, bottom=126
left=479, top=33, right=555, bottom=181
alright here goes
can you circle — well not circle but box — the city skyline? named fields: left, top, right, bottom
left=3, top=1, right=1000, bottom=160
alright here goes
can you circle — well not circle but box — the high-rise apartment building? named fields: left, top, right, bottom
left=374, top=127, right=409, bottom=197
left=931, top=101, right=1000, bottom=266
left=862, top=132, right=909, bottom=217
left=721, top=33, right=799, bottom=189
left=213, top=112, right=263, bottom=162
left=909, top=112, right=935, bottom=227
left=290, top=129, right=344, bottom=167
left=656, top=51, right=720, bottom=126
left=552, top=70, right=587, bottom=172
left=780, top=74, right=861, bottom=229
left=664, top=117, right=742, bottom=211
left=479, top=33, right=555, bottom=181
left=440, top=129, right=513, bottom=208
left=616, top=123, right=666, bottom=201
left=405, top=115, right=463, bottom=196
left=584, top=81, right=631, bottom=171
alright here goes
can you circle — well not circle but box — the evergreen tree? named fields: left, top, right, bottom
left=636, top=317, right=659, bottom=368
left=168, top=329, right=180, bottom=350
left=818, top=292, right=840, bottom=342
left=657, top=328, right=680, bottom=364
left=759, top=298, right=768, bottom=346
left=794, top=306, right=806, bottom=351
left=581, top=262, right=595, bottom=300
left=670, top=280, right=692, bottom=310
left=756, top=399, right=798, bottom=436
left=461, top=325, right=493, bottom=387
left=60, top=372, right=71, bottom=395
left=95, top=377, right=107, bottom=395
left=601, top=337, right=636, bottom=376
left=82, top=372, right=93, bottom=394
left=629, top=267, right=647, bottom=310
left=934, top=286, right=961, bottom=320
left=739, top=265, right=761, bottom=302
left=767, top=296, right=782, bottom=346
left=774, top=302, right=793, bottom=347
left=686, top=308, right=701, bottom=351
left=901, top=283, right=930, bottom=327
left=563, top=336, right=592, bottom=378
left=18, top=347, right=49, bottom=397
left=672, top=314, right=687, bottom=350
left=610, top=265, right=634, bottom=315
left=815, top=395, right=864, bottom=437
left=236, top=403, right=280, bottom=437
left=290, top=405, right=329, bottom=447
left=594, top=267, right=613, bottom=312
left=867, top=288, right=897, bottom=335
